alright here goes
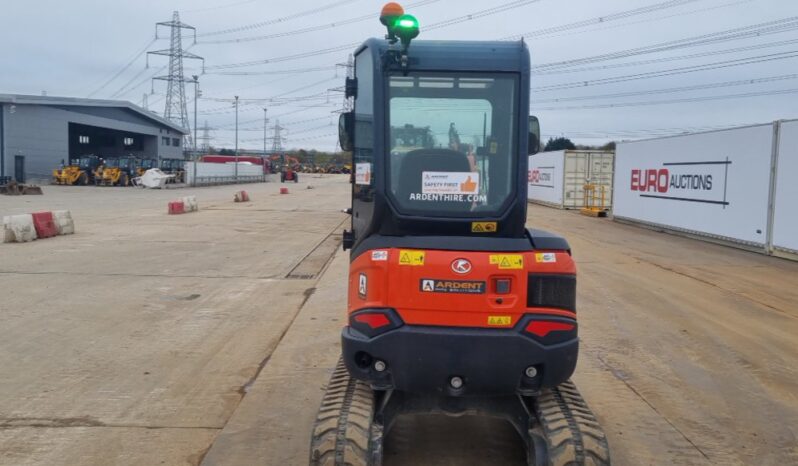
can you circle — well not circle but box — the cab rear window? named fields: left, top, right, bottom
left=388, top=73, right=518, bottom=216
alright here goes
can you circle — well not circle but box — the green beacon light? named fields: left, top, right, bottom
left=394, top=14, right=419, bottom=48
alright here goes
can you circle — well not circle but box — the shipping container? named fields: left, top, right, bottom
left=200, top=155, right=271, bottom=174
left=527, top=150, right=614, bottom=209
left=613, top=123, right=775, bottom=250
left=184, top=161, right=264, bottom=185
left=771, top=119, right=798, bottom=259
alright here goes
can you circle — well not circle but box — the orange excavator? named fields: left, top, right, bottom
left=309, top=4, right=610, bottom=465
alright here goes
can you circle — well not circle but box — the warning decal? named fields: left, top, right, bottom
left=398, top=250, right=425, bottom=266
left=358, top=273, right=367, bottom=299
left=535, top=252, right=557, bottom=263
left=487, top=316, right=512, bottom=326
left=419, top=279, right=485, bottom=294
left=471, top=222, right=497, bottom=233
left=489, top=254, right=524, bottom=269
left=355, top=163, right=372, bottom=185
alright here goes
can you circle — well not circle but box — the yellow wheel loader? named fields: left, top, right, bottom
left=96, top=158, right=136, bottom=186
left=52, top=156, right=100, bottom=185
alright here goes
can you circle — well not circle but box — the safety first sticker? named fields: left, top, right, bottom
left=489, top=254, right=524, bottom=269
left=535, top=252, right=557, bottom=263
left=487, top=316, right=512, bottom=326
left=471, top=222, right=497, bottom=233
left=398, top=250, right=425, bottom=266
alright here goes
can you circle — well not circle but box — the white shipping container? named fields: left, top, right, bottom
left=772, top=119, right=798, bottom=255
left=528, top=150, right=614, bottom=209
left=184, top=162, right=263, bottom=185
left=613, top=124, right=775, bottom=247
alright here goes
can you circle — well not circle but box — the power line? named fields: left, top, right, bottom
left=544, top=121, right=763, bottom=138
left=87, top=37, right=157, bottom=98
left=199, top=0, right=441, bottom=44
left=534, top=16, right=798, bottom=71
left=533, top=38, right=798, bottom=76
left=109, top=65, right=160, bottom=99
left=184, top=0, right=258, bottom=14
left=205, top=65, right=337, bottom=76
left=529, top=0, right=752, bottom=43
left=532, top=50, right=798, bottom=92
left=205, top=0, right=543, bottom=70
left=534, top=88, right=798, bottom=111
left=199, top=0, right=360, bottom=37
left=532, top=73, right=798, bottom=103
left=503, top=0, right=702, bottom=40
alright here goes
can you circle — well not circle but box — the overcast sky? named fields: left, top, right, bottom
left=2, top=0, right=797, bottom=151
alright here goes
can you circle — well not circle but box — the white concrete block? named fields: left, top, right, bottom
left=2, top=214, right=38, bottom=243
left=181, top=196, right=199, bottom=212
left=53, top=210, right=75, bottom=235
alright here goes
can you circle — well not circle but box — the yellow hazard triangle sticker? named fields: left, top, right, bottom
left=398, top=250, right=425, bottom=266
left=489, top=254, right=523, bottom=269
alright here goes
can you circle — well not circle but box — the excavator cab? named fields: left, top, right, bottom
left=310, top=4, right=609, bottom=466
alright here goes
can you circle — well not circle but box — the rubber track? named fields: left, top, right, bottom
left=533, top=380, right=611, bottom=466
left=309, top=358, right=381, bottom=466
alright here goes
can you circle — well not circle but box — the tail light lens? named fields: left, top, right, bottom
left=527, top=274, right=576, bottom=312
left=523, top=318, right=577, bottom=345
left=354, top=313, right=391, bottom=329
left=349, top=308, right=403, bottom=338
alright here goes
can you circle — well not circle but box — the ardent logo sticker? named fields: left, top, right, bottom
left=419, top=279, right=486, bottom=294
left=451, top=258, right=472, bottom=275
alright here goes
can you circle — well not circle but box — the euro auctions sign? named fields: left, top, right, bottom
left=630, top=159, right=730, bottom=207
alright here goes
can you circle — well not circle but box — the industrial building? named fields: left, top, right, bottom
left=0, top=94, right=188, bottom=182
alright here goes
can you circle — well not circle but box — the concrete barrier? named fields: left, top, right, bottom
left=2, top=214, right=38, bottom=243
left=3, top=210, right=75, bottom=243
left=181, top=196, right=199, bottom=212
left=31, top=212, right=58, bottom=238
left=53, top=210, right=75, bottom=235
left=168, top=201, right=185, bottom=215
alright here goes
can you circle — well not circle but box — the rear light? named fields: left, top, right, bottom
left=523, top=318, right=577, bottom=345
left=527, top=274, right=576, bottom=311
left=525, top=321, right=574, bottom=337
left=354, top=313, right=391, bottom=329
left=349, top=308, right=403, bottom=338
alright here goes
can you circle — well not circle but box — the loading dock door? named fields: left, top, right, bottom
left=14, top=155, right=25, bottom=183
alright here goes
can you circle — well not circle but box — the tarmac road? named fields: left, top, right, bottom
left=3, top=175, right=797, bottom=465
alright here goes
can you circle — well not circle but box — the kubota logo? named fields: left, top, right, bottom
left=451, top=258, right=472, bottom=275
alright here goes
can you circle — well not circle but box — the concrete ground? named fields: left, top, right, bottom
left=3, top=175, right=798, bottom=465
left=0, top=176, right=348, bottom=466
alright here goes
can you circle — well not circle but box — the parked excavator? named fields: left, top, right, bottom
left=309, top=4, right=611, bottom=465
